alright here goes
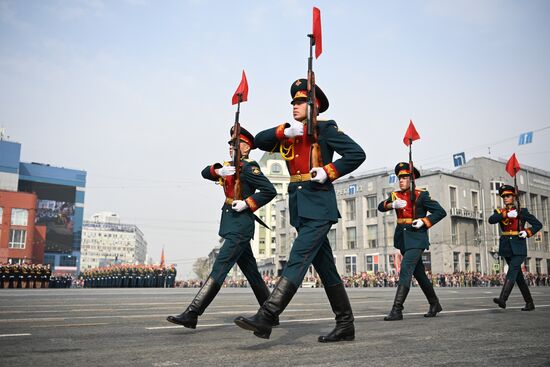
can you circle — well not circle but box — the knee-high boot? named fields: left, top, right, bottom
left=384, top=285, right=410, bottom=321
left=166, top=277, right=221, bottom=329
left=516, top=276, right=535, bottom=311
left=419, top=281, right=443, bottom=317
left=250, top=282, right=280, bottom=326
left=493, top=278, right=514, bottom=309
left=234, top=277, right=297, bottom=339
left=318, top=283, right=355, bottom=342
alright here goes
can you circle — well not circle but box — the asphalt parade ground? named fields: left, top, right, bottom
left=1, top=287, right=549, bottom=367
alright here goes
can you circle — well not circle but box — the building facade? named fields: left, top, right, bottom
left=0, top=137, right=86, bottom=272
left=80, top=212, right=147, bottom=269
left=0, top=190, right=46, bottom=264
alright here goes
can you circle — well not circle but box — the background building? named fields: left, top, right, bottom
left=274, top=157, right=550, bottom=277
left=80, top=212, right=147, bottom=269
left=0, top=134, right=86, bottom=272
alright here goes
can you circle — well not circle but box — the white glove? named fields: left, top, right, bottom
left=231, top=200, right=248, bottom=212
left=216, top=165, right=236, bottom=177
left=506, top=209, right=518, bottom=218
left=412, top=219, right=424, bottom=229
left=392, top=199, right=407, bottom=209
left=310, top=167, right=328, bottom=184
left=518, top=231, right=527, bottom=238
left=284, top=122, right=304, bottom=138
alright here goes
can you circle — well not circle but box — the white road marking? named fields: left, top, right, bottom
left=30, top=322, right=109, bottom=328
left=0, top=333, right=31, bottom=338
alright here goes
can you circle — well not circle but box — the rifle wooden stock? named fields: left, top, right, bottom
left=307, top=35, right=323, bottom=170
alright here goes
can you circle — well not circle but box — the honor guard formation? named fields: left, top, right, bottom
left=164, top=7, right=544, bottom=343
left=2, top=7, right=545, bottom=347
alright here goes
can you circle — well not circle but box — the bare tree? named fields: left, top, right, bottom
left=192, top=257, right=210, bottom=279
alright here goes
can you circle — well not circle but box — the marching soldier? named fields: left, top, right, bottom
left=489, top=185, right=542, bottom=310
left=167, top=127, right=277, bottom=329
left=234, top=80, right=365, bottom=342
left=378, top=162, right=447, bottom=321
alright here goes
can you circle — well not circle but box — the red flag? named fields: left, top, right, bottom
left=505, top=153, right=521, bottom=177
left=312, top=7, right=322, bottom=59
left=232, top=70, right=248, bottom=105
left=403, top=119, right=421, bottom=146
left=160, top=248, right=165, bottom=267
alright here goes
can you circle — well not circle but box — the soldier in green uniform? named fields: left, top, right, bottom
left=489, top=185, right=542, bottom=310
left=378, top=163, right=447, bottom=320
left=167, top=127, right=277, bottom=329
left=234, top=80, right=365, bottom=342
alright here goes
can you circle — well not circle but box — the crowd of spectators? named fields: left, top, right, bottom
left=174, top=271, right=550, bottom=289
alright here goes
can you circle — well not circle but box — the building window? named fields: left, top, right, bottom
left=279, top=234, right=286, bottom=254
left=453, top=252, right=460, bottom=272
left=280, top=210, right=286, bottom=228
left=366, top=195, right=377, bottom=218
left=0, top=207, right=3, bottom=221
left=328, top=228, right=336, bottom=251
left=9, top=229, right=27, bottom=249
left=365, top=255, right=374, bottom=272
left=271, top=163, right=282, bottom=174
left=530, top=194, right=538, bottom=217
left=345, top=255, right=357, bottom=275
left=422, top=252, right=432, bottom=272
left=541, top=196, right=549, bottom=225
left=366, top=225, right=377, bottom=248
left=464, top=252, right=471, bottom=271
left=449, top=186, right=457, bottom=209
left=471, top=191, right=479, bottom=213
left=346, top=227, right=357, bottom=249
left=11, top=208, right=29, bottom=226
left=524, top=257, right=530, bottom=273
left=366, top=255, right=379, bottom=273
left=451, top=220, right=458, bottom=245
left=535, top=258, right=542, bottom=274
left=345, top=199, right=356, bottom=221
left=475, top=253, right=481, bottom=272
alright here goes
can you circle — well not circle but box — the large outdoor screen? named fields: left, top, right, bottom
left=36, top=200, right=75, bottom=253
left=19, top=180, right=77, bottom=253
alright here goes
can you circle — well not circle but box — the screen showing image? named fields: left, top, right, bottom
left=36, top=200, right=75, bottom=253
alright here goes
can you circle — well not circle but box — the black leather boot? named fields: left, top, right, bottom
left=516, top=277, right=535, bottom=311
left=493, top=278, right=514, bottom=309
left=384, top=285, right=410, bottom=321
left=318, top=283, right=355, bottom=343
left=419, top=282, right=443, bottom=317
left=234, top=277, right=297, bottom=339
left=166, top=277, right=221, bottom=328
left=250, top=282, right=280, bottom=326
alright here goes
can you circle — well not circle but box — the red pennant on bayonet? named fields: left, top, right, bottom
left=313, top=7, right=322, bottom=59
left=232, top=70, right=248, bottom=105
left=403, top=119, right=420, bottom=146
left=505, top=153, right=521, bottom=177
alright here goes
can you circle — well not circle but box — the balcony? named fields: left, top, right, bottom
left=449, top=207, right=483, bottom=220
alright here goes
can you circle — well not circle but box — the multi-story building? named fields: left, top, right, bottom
left=80, top=212, right=147, bottom=269
left=274, top=157, right=550, bottom=277
left=0, top=136, right=86, bottom=272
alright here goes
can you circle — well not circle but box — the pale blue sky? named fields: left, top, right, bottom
left=1, top=1, right=549, bottom=277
